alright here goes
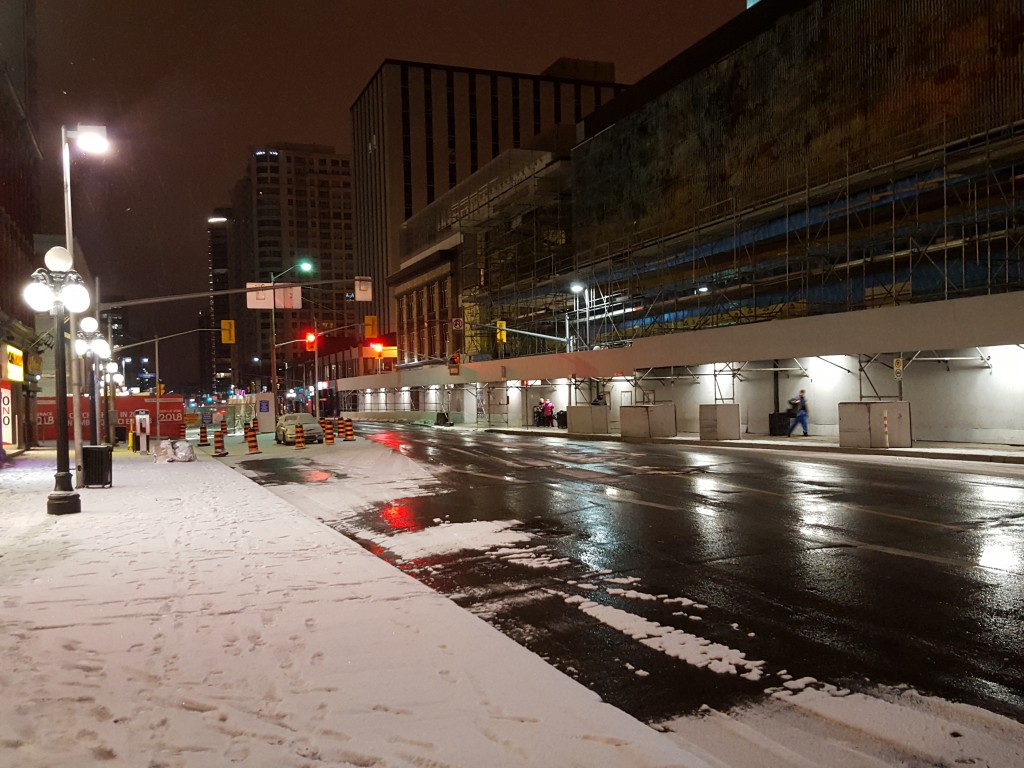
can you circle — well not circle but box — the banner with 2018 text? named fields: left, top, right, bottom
left=36, top=395, right=185, bottom=442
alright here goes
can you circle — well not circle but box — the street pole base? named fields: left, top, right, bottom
left=47, top=491, right=82, bottom=516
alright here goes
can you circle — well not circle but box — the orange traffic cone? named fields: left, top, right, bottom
left=212, top=430, right=228, bottom=457
left=198, top=424, right=210, bottom=446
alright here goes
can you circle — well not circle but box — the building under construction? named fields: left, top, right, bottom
left=449, top=0, right=1023, bottom=354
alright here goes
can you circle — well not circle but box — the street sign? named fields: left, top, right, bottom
left=448, top=364, right=460, bottom=376
left=893, top=356, right=904, bottom=380
left=452, top=317, right=465, bottom=331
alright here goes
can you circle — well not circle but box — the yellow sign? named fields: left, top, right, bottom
left=220, top=319, right=235, bottom=344
left=4, top=344, right=24, bottom=382
left=496, top=320, right=507, bottom=343
left=364, top=315, right=378, bottom=339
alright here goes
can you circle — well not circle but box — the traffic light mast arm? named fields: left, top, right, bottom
left=470, top=322, right=569, bottom=344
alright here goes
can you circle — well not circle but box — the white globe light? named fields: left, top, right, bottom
left=106, top=361, right=119, bottom=374
left=23, top=281, right=55, bottom=312
left=113, top=373, right=124, bottom=385
left=60, top=281, right=91, bottom=313
left=44, top=246, right=74, bottom=272
left=74, top=338, right=89, bottom=356
left=79, top=316, right=99, bottom=333
left=92, top=339, right=111, bottom=359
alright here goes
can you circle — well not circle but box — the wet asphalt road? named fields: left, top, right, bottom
left=243, top=423, right=1024, bottom=725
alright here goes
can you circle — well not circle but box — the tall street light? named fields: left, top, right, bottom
left=23, top=246, right=91, bottom=515
left=269, top=260, right=312, bottom=419
left=61, top=123, right=109, bottom=486
left=570, top=282, right=590, bottom=351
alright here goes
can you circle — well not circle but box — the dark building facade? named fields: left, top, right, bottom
left=351, top=58, right=623, bottom=335
left=0, top=0, right=41, bottom=451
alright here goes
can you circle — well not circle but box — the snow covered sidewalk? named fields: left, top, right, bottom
left=0, top=448, right=710, bottom=767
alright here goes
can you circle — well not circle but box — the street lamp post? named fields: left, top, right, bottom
left=75, top=316, right=111, bottom=445
left=269, top=260, right=312, bottom=420
left=104, top=361, right=122, bottom=444
left=570, top=282, right=590, bottom=351
left=61, top=123, right=108, bottom=485
left=23, top=246, right=91, bottom=515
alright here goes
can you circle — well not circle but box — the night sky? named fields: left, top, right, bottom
left=34, top=0, right=743, bottom=388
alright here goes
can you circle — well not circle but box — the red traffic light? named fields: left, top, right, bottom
left=305, top=331, right=317, bottom=351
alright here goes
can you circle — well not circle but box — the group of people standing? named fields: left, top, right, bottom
left=533, top=399, right=555, bottom=427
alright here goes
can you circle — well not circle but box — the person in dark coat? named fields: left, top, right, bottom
left=787, top=389, right=809, bottom=436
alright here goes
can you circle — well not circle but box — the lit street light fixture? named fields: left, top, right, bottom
left=75, top=315, right=111, bottom=445
left=61, top=123, right=108, bottom=485
left=23, top=246, right=91, bottom=515
left=570, top=282, right=590, bottom=351
left=269, top=260, right=313, bottom=418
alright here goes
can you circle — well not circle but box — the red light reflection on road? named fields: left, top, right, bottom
left=368, top=431, right=411, bottom=454
left=380, top=501, right=421, bottom=532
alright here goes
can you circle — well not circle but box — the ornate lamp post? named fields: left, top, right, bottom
left=23, top=246, right=91, bottom=515
left=74, top=316, right=111, bottom=445
left=269, top=260, right=312, bottom=418
left=104, top=361, right=123, bottom=444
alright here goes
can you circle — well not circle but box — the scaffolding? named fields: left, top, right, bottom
left=459, top=122, right=1024, bottom=358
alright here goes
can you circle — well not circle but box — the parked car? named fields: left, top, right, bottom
left=275, top=412, right=324, bottom=444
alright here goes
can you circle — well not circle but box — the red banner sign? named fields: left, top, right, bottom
left=36, top=395, right=185, bottom=442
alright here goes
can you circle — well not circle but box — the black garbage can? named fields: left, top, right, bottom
left=769, top=412, right=791, bottom=436
left=82, top=444, right=113, bottom=488
left=435, top=411, right=451, bottom=426
left=556, top=410, right=568, bottom=429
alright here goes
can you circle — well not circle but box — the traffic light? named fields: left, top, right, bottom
left=496, top=320, right=507, bottom=343
left=305, top=331, right=317, bottom=351
left=370, top=341, right=384, bottom=356
left=220, top=319, right=235, bottom=344
left=156, top=383, right=165, bottom=396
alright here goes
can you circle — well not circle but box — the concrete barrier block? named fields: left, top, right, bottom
left=699, top=403, right=741, bottom=440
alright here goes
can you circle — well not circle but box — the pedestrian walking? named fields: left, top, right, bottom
left=787, top=389, right=809, bottom=436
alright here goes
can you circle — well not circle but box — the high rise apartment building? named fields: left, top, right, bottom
left=204, top=207, right=234, bottom=395
left=351, top=58, right=623, bottom=334
left=226, top=143, right=355, bottom=394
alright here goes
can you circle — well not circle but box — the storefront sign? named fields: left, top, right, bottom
left=3, top=344, right=24, bottom=382
left=1, top=381, right=12, bottom=445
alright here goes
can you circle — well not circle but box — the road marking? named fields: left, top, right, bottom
left=446, top=467, right=530, bottom=483
left=720, top=481, right=967, bottom=532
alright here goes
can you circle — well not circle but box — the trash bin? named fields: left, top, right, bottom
left=556, top=410, right=568, bottom=429
left=769, top=412, right=791, bottom=436
left=435, top=411, right=451, bottom=426
left=82, top=444, right=113, bottom=488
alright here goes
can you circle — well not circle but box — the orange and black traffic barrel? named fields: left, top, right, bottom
left=295, top=422, right=306, bottom=449
left=343, top=418, right=355, bottom=442
left=245, top=426, right=261, bottom=454
left=212, top=430, right=228, bottom=457
left=198, top=424, right=210, bottom=446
